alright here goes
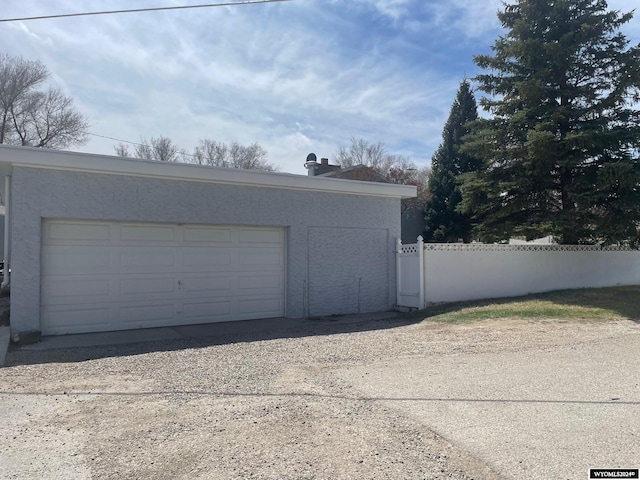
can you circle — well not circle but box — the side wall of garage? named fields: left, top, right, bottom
left=10, top=166, right=401, bottom=334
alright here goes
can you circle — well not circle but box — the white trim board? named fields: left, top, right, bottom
left=0, top=145, right=417, bottom=199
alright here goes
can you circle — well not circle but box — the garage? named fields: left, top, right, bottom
left=41, top=220, right=285, bottom=335
left=0, top=144, right=415, bottom=339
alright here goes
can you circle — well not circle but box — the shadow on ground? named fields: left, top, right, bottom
left=547, top=286, right=640, bottom=322
left=5, top=313, right=421, bottom=367
left=6, top=286, right=639, bottom=367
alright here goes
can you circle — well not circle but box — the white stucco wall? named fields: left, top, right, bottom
left=423, top=246, right=640, bottom=304
left=9, top=166, right=402, bottom=334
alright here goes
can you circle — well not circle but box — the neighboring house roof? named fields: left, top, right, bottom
left=0, top=145, right=416, bottom=200
left=315, top=162, right=341, bottom=176
left=317, top=164, right=390, bottom=183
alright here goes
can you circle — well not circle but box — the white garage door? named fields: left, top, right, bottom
left=41, top=220, right=285, bottom=335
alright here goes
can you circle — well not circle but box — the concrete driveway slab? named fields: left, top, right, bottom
left=17, top=312, right=401, bottom=352
left=337, top=330, right=640, bottom=480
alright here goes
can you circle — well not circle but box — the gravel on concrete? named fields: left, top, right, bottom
left=0, top=315, right=637, bottom=479
left=338, top=320, right=640, bottom=480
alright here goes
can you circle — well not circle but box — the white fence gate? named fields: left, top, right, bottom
left=396, top=236, right=424, bottom=309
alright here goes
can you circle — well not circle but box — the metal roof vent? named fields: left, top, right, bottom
left=304, top=153, right=318, bottom=176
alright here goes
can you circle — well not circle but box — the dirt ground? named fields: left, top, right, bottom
left=0, top=316, right=638, bottom=479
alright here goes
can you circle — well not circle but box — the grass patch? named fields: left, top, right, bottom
left=415, top=286, right=640, bottom=324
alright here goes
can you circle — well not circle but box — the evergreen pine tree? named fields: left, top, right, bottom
left=459, top=0, right=640, bottom=245
left=424, top=80, right=481, bottom=242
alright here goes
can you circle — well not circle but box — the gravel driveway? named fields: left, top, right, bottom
left=0, top=315, right=638, bottom=479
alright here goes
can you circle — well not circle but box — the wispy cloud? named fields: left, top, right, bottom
left=360, top=0, right=414, bottom=20
left=1, top=0, right=638, bottom=173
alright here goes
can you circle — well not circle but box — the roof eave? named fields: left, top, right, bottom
left=0, top=145, right=417, bottom=199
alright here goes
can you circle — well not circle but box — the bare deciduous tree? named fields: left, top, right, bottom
left=335, top=137, right=396, bottom=173
left=10, top=87, right=89, bottom=148
left=335, top=136, right=431, bottom=211
left=0, top=53, right=48, bottom=144
left=132, top=136, right=182, bottom=163
left=114, top=143, right=130, bottom=157
left=389, top=163, right=431, bottom=212
left=193, top=139, right=275, bottom=171
left=192, top=139, right=228, bottom=166
left=0, top=53, right=89, bottom=148
left=116, top=136, right=277, bottom=171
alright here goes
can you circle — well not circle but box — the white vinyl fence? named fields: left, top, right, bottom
left=396, top=236, right=640, bottom=308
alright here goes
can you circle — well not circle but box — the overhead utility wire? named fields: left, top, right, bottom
left=0, top=0, right=292, bottom=23
left=89, top=132, right=204, bottom=162
left=88, top=132, right=148, bottom=148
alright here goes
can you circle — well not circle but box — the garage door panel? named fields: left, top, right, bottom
left=181, top=250, right=234, bottom=268
left=183, top=226, right=233, bottom=244
left=41, top=220, right=285, bottom=334
left=45, top=222, right=112, bottom=243
left=238, top=228, right=282, bottom=244
left=119, top=250, right=176, bottom=270
left=42, top=278, right=111, bottom=300
left=120, top=224, right=177, bottom=243
left=239, top=249, right=283, bottom=266
left=119, top=303, right=177, bottom=325
left=181, top=300, right=233, bottom=319
left=238, top=297, right=283, bottom=315
left=43, top=306, right=112, bottom=332
left=182, top=275, right=233, bottom=294
left=119, top=277, right=176, bottom=295
left=42, top=247, right=111, bottom=274
left=238, top=273, right=283, bottom=291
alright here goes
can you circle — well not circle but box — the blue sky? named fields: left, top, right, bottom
left=2, top=0, right=639, bottom=174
